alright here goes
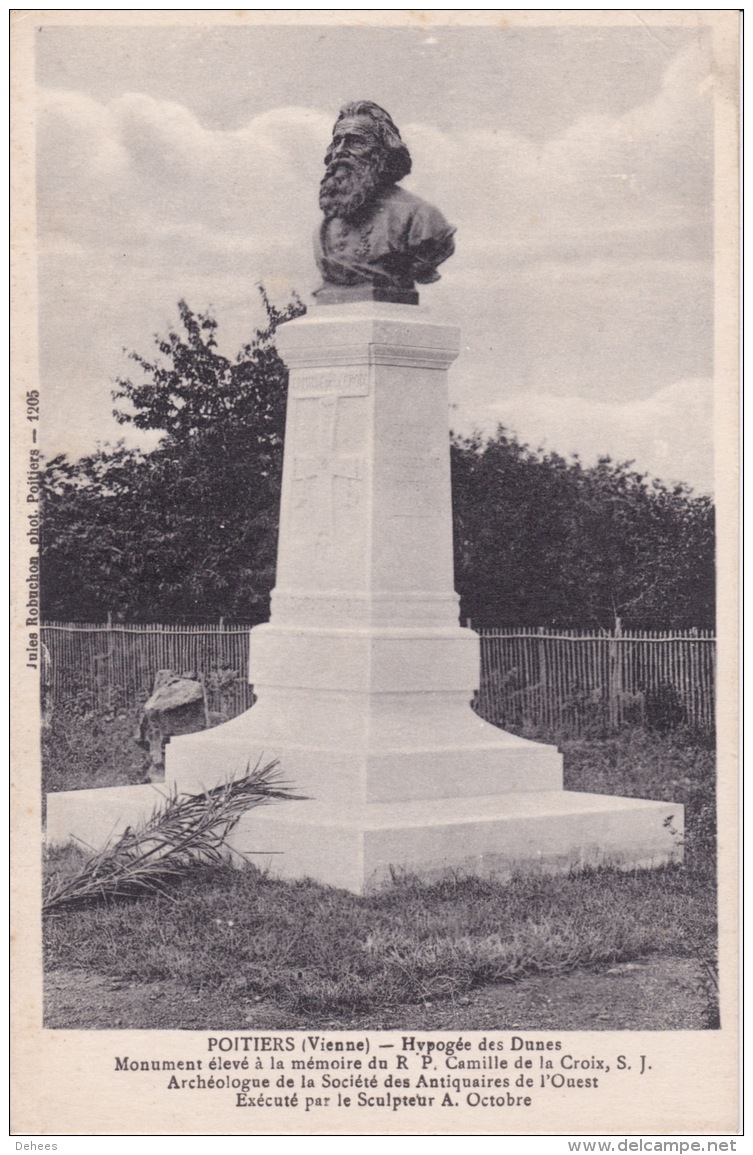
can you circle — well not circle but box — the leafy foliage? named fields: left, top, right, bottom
left=451, top=430, right=714, bottom=629
left=42, top=702, right=149, bottom=794
left=41, top=295, right=714, bottom=629
left=41, top=290, right=305, bottom=624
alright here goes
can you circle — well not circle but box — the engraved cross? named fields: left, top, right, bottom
left=292, top=395, right=363, bottom=540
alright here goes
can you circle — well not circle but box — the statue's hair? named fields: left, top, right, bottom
left=333, top=101, right=412, bottom=184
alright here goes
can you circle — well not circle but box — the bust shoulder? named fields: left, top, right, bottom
left=367, top=185, right=454, bottom=250
left=371, top=185, right=442, bottom=223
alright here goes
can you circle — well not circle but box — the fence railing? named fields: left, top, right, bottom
left=40, top=621, right=256, bottom=719
left=475, top=626, right=715, bottom=736
left=40, top=622, right=716, bottom=736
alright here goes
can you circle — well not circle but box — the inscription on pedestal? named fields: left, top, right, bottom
left=384, top=420, right=443, bottom=518
left=291, top=368, right=369, bottom=398
left=386, top=448, right=443, bottom=518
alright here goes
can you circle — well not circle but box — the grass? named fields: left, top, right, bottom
left=44, top=856, right=711, bottom=1014
left=42, top=703, right=150, bottom=793
left=561, top=725, right=717, bottom=875
left=43, top=725, right=717, bottom=1022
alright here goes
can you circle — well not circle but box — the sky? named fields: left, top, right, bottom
left=35, top=16, right=715, bottom=492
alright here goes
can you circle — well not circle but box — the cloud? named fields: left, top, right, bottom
left=38, top=37, right=712, bottom=266
left=38, top=89, right=330, bottom=269
left=35, top=38, right=714, bottom=493
left=465, top=377, right=714, bottom=494
left=405, top=39, right=712, bottom=267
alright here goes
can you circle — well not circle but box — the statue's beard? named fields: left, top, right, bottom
left=319, top=156, right=384, bottom=221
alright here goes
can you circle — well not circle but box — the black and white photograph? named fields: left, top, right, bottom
left=12, top=9, right=739, bottom=1138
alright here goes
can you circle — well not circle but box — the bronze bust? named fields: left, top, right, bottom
left=314, top=101, right=456, bottom=305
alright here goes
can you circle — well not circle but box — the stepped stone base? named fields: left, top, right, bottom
left=226, top=791, right=682, bottom=892
left=46, top=785, right=166, bottom=852
left=45, top=780, right=682, bottom=894
left=162, top=674, right=565, bottom=803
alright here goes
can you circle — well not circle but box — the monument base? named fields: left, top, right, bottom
left=46, top=784, right=166, bottom=853
left=45, top=781, right=682, bottom=894
left=44, top=300, right=683, bottom=892
left=312, top=284, right=419, bottom=306
left=226, top=791, right=682, bottom=893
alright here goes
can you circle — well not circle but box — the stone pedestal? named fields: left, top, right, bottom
left=47, top=302, right=682, bottom=890
left=160, top=302, right=681, bottom=889
left=166, top=305, right=561, bottom=800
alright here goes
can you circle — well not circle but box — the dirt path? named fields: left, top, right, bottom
left=45, top=956, right=713, bottom=1032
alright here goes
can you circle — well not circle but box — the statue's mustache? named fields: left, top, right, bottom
left=322, top=155, right=370, bottom=179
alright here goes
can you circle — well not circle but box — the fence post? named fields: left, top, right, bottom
left=608, top=618, right=623, bottom=731
left=537, top=626, right=548, bottom=732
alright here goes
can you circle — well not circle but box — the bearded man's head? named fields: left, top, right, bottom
left=319, top=101, right=412, bottom=221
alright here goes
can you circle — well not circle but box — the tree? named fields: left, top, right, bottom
left=451, top=428, right=715, bottom=629
left=41, top=442, right=169, bottom=621
left=41, top=290, right=305, bottom=623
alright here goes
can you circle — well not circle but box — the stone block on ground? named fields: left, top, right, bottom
left=138, top=670, right=208, bottom=770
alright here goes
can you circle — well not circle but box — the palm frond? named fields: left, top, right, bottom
left=43, top=760, right=302, bottom=913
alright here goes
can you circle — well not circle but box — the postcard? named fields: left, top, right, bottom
left=11, top=9, right=739, bottom=1138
